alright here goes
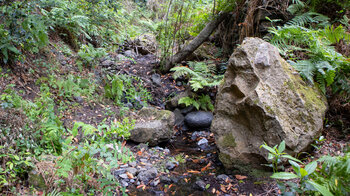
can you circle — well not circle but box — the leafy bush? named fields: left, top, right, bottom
left=104, top=74, right=152, bottom=108
left=171, top=61, right=223, bottom=91
left=261, top=141, right=350, bottom=196
left=178, top=95, right=214, bottom=111
left=77, top=44, right=107, bottom=68
left=267, top=1, right=350, bottom=94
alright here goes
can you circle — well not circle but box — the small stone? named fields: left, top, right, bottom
left=194, top=180, right=206, bottom=191
left=125, top=102, right=133, bottom=108
left=164, top=149, right=170, bottom=154
left=119, top=174, right=128, bottom=179
left=61, top=61, right=67, bottom=65
left=150, top=179, right=160, bottom=186
left=120, top=180, right=128, bottom=187
left=120, top=164, right=129, bottom=168
left=198, top=138, right=208, bottom=146
left=165, top=162, right=176, bottom=170
left=130, top=179, right=135, bottom=183
left=124, top=50, right=136, bottom=58
left=140, top=158, right=148, bottom=163
left=176, top=81, right=182, bottom=86
left=126, top=167, right=138, bottom=176
left=151, top=74, right=162, bottom=86
left=129, top=161, right=137, bottom=167
left=160, top=176, right=171, bottom=184
left=170, top=177, right=178, bottom=183
left=74, top=96, right=84, bottom=103
left=101, top=59, right=114, bottom=67
left=217, top=174, right=229, bottom=182
left=137, top=167, right=158, bottom=183
left=114, top=169, right=126, bottom=177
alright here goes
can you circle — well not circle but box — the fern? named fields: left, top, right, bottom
left=178, top=95, right=214, bottom=111
left=267, top=1, right=350, bottom=93
left=171, top=61, right=224, bottom=91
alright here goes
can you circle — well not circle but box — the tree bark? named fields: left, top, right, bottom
left=162, top=12, right=229, bottom=73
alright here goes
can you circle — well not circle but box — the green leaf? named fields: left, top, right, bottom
left=278, top=140, right=286, bottom=153
left=260, top=143, right=276, bottom=154
left=271, top=172, right=298, bottom=180
left=305, top=161, right=317, bottom=175
left=281, top=155, right=302, bottom=163
left=300, top=168, right=308, bottom=177
left=306, top=180, right=333, bottom=196
left=289, top=160, right=301, bottom=176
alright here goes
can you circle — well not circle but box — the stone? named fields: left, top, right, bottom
left=114, top=169, right=126, bottom=177
left=194, top=180, right=206, bottom=191
left=180, top=106, right=194, bottom=115
left=191, top=131, right=210, bottom=141
left=165, top=89, right=193, bottom=110
left=211, top=38, right=327, bottom=170
left=116, top=54, right=128, bottom=61
left=134, top=34, right=157, bottom=55
left=126, top=167, right=138, bottom=176
left=124, top=50, right=137, bottom=58
left=160, top=176, right=172, bottom=184
left=173, top=108, right=185, bottom=127
left=120, top=180, right=128, bottom=187
left=130, top=107, right=175, bottom=146
left=137, top=167, right=158, bottom=183
left=151, top=73, right=162, bottom=86
left=101, top=59, right=114, bottom=67
left=119, top=174, right=128, bottom=179
left=74, top=96, right=84, bottom=103
left=197, top=138, right=209, bottom=150
left=217, top=174, right=229, bottom=182
left=150, top=179, right=160, bottom=186
left=28, top=169, right=46, bottom=190
left=165, top=162, right=176, bottom=170
left=185, top=111, right=213, bottom=129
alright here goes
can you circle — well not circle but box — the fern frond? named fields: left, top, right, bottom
left=287, top=12, right=329, bottom=27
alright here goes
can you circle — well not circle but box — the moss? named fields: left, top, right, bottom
left=281, top=59, right=327, bottom=113
left=264, top=105, right=275, bottom=115
left=220, top=133, right=237, bottom=148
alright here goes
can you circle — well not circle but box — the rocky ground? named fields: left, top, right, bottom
left=2, top=41, right=349, bottom=196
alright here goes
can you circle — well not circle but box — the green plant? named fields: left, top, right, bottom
left=104, top=74, right=152, bottom=108
left=0, top=148, right=33, bottom=189
left=178, top=94, right=214, bottom=111
left=77, top=44, right=107, bottom=68
left=260, top=141, right=301, bottom=173
left=266, top=1, right=350, bottom=94
left=272, top=160, right=333, bottom=196
left=55, top=121, right=135, bottom=194
left=262, top=141, right=350, bottom=196
left=171, top=61, right=223, bottom=91
left=314, top=152, right=350, bottom=195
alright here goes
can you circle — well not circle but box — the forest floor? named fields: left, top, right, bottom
left=1, top=38, right=349, bottom=195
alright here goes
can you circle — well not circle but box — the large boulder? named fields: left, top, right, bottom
left=211, top=38, right=327, bottom=170
left=130, top=107, right=175, bottom=146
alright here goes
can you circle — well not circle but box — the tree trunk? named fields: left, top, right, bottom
left=162, top=12, right=229, bottom=73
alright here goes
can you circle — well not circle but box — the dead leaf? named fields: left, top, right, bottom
left=220, top=185, right=227, bottom=193
left=188, top=170, right=201, bottom=174
left=235, top=175, right=247, bottom=180
left=201, top=162, right=211, bottom=172
left=126, top=172, right=134, bottom=179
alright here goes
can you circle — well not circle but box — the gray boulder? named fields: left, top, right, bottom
left=185, top=111, right=213, bottom=129
left=130, top=107, right=175, bottom=146
left=211, top=38, right=327, bottom=170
